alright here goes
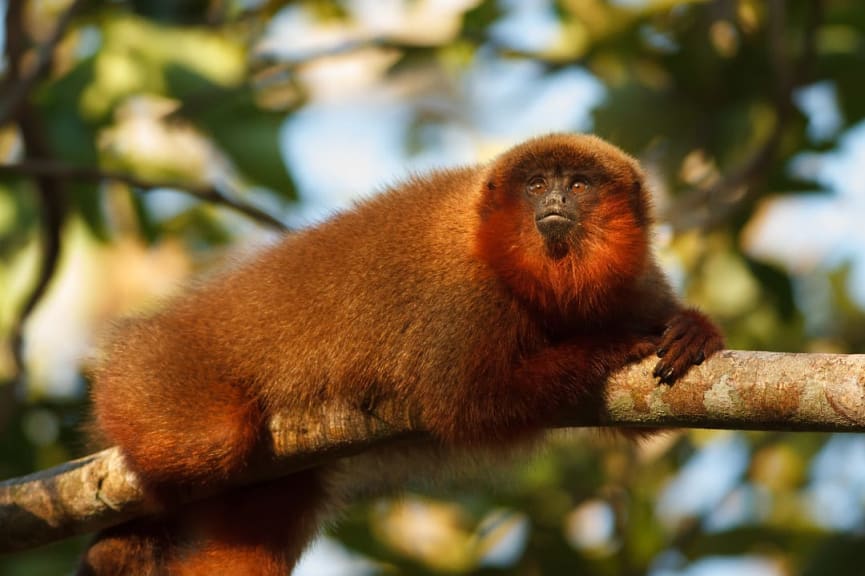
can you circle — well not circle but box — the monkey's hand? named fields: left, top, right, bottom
left=653, top=308, right=724, bottom=385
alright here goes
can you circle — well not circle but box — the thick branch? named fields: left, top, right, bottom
left=2, top=350, right=865, bottom=553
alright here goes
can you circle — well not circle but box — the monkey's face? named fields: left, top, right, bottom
left=480, top=134, right=650, bottom=257
left=477, top=134, right=651, bottom=313
left=524, top=168, right=594, bottom=244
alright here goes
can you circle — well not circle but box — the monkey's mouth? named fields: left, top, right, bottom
left=536, top=211, right=573, bottom=225
left=536, top=210, right=576, bottom=242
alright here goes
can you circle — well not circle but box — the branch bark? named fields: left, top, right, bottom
left=2, top=350, right=865, bottom=554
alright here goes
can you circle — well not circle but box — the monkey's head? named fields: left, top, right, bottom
left=476, top=133, right=652, bottom=316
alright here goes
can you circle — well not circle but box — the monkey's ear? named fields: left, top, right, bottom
left=478, top=179, right=502, bottom=220
left=628, top=178, right=651, bottom=227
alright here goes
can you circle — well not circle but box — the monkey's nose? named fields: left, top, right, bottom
left=543, top=190, right=568, bottom=207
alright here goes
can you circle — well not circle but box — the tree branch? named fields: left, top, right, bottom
left=4, top=0, right=71, bottom=391
left=0, top=160, right=289, bottom=231
left=667, top=0, right=823, bottom=231
left=0, top=0, right=84, bottom=127
left=2, top=350, right=865, bottom=553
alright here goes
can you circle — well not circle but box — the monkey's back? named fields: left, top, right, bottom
left=92, top=166, right=538, bottom=482
left=227, top=166, right=536, bottom=430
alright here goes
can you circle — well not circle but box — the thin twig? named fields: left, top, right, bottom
left=0, top=160, right=289, bottom=231
left=669, top=124, right=784, bottom=231
left=0, top=0, right=85, bottom=127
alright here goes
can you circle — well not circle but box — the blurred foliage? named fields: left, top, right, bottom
left=3, top=0, right=865, bottom=574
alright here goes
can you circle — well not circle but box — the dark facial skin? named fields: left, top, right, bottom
left=525, top=168, right=594, bottom=244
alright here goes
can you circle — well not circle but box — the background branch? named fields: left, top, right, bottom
left=0, top=160, right=289, bottom=231
left=667, top=0, right=822, bottom=231
left=0, top=0, right=84, bottom=127
left=3, top=0, right=71, bottom=392
left=2, top=350, right=864, bottom=554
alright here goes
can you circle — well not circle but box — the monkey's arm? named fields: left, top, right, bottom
left=623, top=262, right=725, bottom=385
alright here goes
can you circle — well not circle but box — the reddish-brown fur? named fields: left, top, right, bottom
left=79, top=134, right=723, bottom=575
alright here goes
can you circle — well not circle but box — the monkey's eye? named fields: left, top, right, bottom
left=527, top=176, right=547, bottom=195
left=570, top=179, right=589, bottom=194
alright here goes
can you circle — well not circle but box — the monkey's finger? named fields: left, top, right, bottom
left=653, top=345, right=694, bottom=383
left=688, top=333, right=723, bottom=368
left=652, top=360, right=676, bottom=382
left=657, top=335, right=684, bottom=358
left=657, top=333, right=680, bottom=357
left=658, top=366, right=677, bottom=384
left=660, top=327, right=685, bottom=348
left=657, top=320, right=691, bottom=357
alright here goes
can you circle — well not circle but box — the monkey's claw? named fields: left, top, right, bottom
left=652, top=309, right=723, bottom=385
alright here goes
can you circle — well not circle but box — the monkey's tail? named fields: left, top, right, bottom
left=78, top=470, right=327, bottom=576
left=76, top=515, right=169, bottom=576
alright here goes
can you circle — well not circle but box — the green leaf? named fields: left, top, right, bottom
left=0, top=186, right=38, bottom=260
left=462, top=0, right=503, bottom=40
left=165, top=65, right=297, bottom=199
